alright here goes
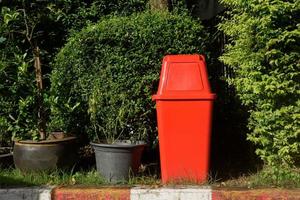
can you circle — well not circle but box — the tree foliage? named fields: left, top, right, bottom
left=0, top=0, right=149, bottom=141
left=50, top=0, right=148, bottom=33
left=219, top=0, right=300, bottom=171
left=0, top=2, right=60, bottom=140
left=51, top=11, right=207, bottom=143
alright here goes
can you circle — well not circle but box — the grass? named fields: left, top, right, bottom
left=0, top=167, right=162, bottom=187
left=127, top=175, right=161, bottom=186
left=214, top=167, right=300, bottom=189
left=0, top=168, right=106, bottom=187
left=1, top=167, right=299, bottom=188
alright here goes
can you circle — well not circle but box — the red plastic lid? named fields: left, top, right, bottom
left=152, top=54, right=216, bottom=100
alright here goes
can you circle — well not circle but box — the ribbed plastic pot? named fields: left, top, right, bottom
left=13, top=137, right=78, bottom=171
left=90, top=141, right=145, bottom=182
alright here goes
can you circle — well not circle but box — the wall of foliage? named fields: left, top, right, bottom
left=220, top=0, right=299, bottom=175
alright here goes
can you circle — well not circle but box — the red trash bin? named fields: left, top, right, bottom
left=152, top=54, right=216, bottom=184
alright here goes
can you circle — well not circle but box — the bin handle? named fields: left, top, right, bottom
left=199, top=55, right=206, bottom=62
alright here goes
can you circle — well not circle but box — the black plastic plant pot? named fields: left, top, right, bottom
left=90, top=141, right=145, bottom=182
left=0, top=147, right=13, bottom=168
left=13, top=137, right=78, bottom=171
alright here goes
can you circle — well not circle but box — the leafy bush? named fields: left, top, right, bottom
left=0, top=0, right=147, bottom=141
left=0, top=47, right=39, bottom=142
left=0, top=7, right=41, bottom=142
left=219, top=0, right=300, bottom=170
left=51, top=11, right=207, bottom=143
left=52, top=0, right=148, bottom=33
left=0, top=39, right=18, bottom=145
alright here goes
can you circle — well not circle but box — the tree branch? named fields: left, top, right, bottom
left=21, top=6, right=36, bottom=49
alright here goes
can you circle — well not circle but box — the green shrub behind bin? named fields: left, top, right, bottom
left=51, top=11, right=207, bottom=142
left=219, top=0, right=300, bottom=174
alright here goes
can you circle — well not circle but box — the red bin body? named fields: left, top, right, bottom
left=152, top=54, right=216, bottom=184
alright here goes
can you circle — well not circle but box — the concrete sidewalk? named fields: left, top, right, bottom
left=0, top=186, right=299, bottom=200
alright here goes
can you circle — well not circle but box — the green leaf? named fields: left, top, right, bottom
left=0, top=37, right=6, bottom=43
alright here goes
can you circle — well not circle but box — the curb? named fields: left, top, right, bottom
left=52, top=187, right=130, bottom=200
left=0, top=187, right=53, bottom=200
left=0, top=186, right=299, bottom=200
left=212, top=189, right=300, bottom=200
left=131, top=187, right=212, bottom=200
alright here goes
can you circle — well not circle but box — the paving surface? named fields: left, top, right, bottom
left=0, top=186, right=299, bottom=200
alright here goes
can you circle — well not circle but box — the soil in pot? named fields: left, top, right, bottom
left=0, top=147, right=13, bottom=168
left=13, top=136, right=78, bottom=171
left=91, top=140, right=145, bottom=182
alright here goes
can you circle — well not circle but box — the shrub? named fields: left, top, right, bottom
left=0, top=47, right=39, bottom=142
left=0, top=6, right=40, bottom=142
left=53, top=0, right=148, bottom=33
left=51, top=11, right=207, bottom=143
left=0, top=1, right=147, bottom=141
left=219, top=0, right=300, bottom=170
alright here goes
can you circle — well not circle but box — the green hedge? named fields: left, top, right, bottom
left=220, top=0, right=300, bottom=171
left=55, top=0, right=148, bottom=32
left=51, top=11, right=207, bottom=142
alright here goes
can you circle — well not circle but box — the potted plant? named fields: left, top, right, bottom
left=0, top=2, right=77, bottom=171
left=89, top=84, right=146, bottom=182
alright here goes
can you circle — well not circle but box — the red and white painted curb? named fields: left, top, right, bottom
left=131, top=187, right=212, bottom=200
left=0, top=186, right=299, bottom=200
left=0, top=187, right=53, bottom=200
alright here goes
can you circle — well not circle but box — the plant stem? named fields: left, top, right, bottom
left=149, top=0, right=169, bottom=10
left=34, top=46, right=46, bottom=140
left=22, top=4, right=46, bottom=140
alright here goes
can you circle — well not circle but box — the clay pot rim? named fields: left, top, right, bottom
left=91, top=140, right=146, bottom=149
left=15, top=136, right=77, bottom=145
